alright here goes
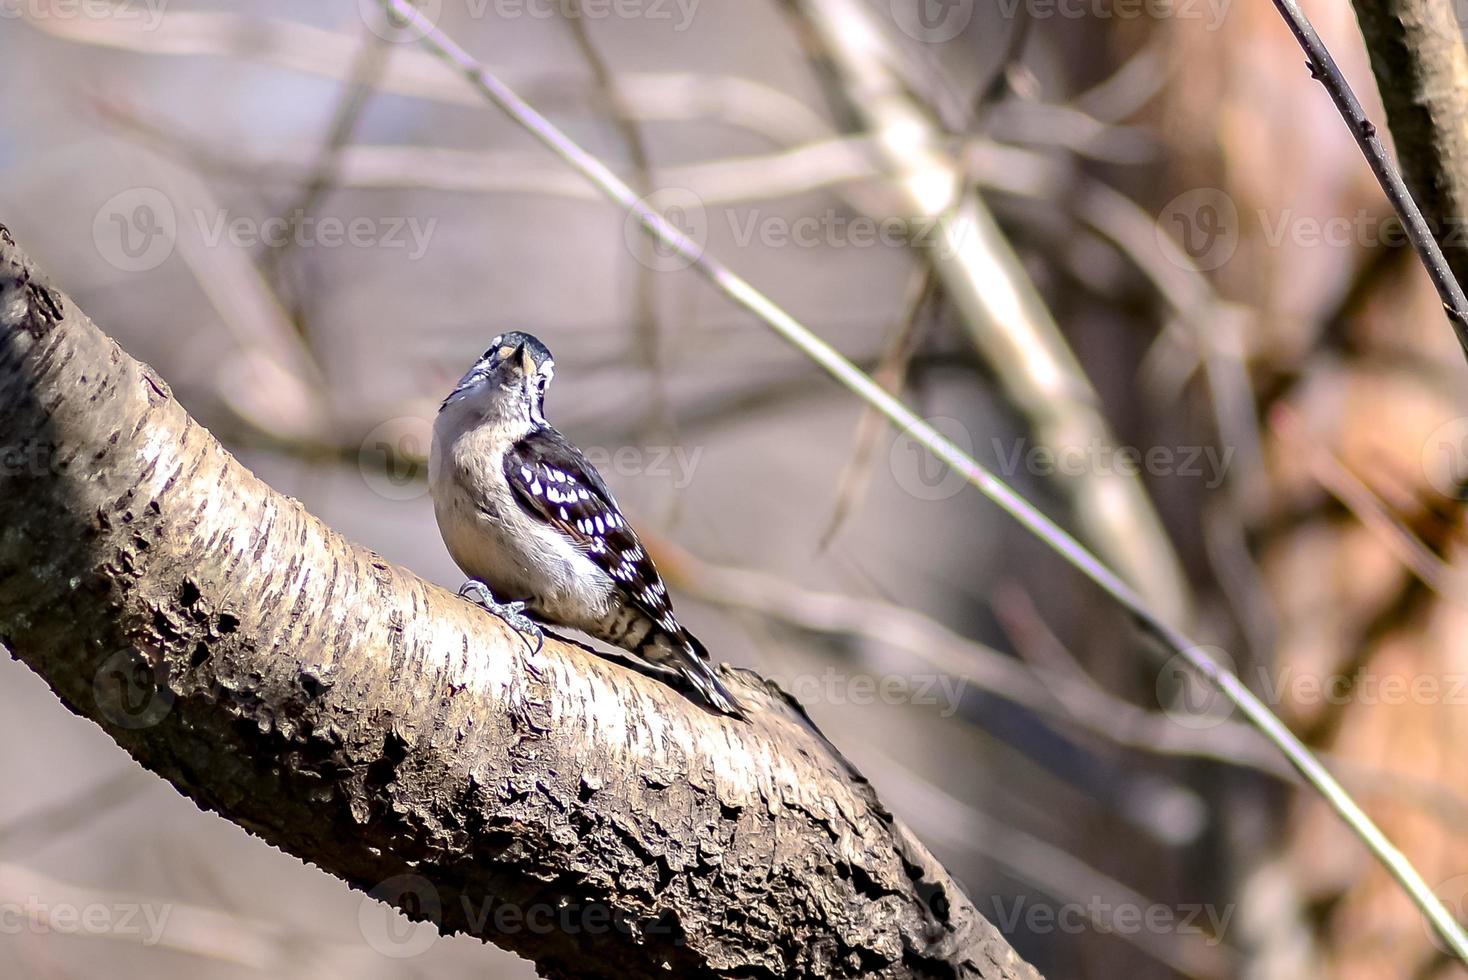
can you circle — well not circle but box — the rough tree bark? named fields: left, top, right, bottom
left=0, top=224, right=1041, bottom=980
left=1350, top=0, right=1468, bottom=290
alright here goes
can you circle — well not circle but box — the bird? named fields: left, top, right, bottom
left=428, top=331, right=744, bottom=717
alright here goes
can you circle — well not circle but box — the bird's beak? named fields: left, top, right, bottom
left=517, top=343, right=536, bottom=377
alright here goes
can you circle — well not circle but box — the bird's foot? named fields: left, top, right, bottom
left=458, top=580, right=544, bottom=656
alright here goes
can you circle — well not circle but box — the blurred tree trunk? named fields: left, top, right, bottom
left=1351, top=0, right=1468, bottom=291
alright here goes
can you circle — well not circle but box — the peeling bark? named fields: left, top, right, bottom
left=0, top=224, right=1040, bottom=980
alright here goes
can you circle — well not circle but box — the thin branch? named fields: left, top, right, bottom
left=260, top=24, right=391, bottom=335
left=0, top=770, right=152, bottom=856
left=818, top=264, right=935, bottom=550
left=22, top=10, right=830, bottom=146
left=0, top=861, right=361, bottom=969
left=1072, top=36, right=1167, bottom=122
left=870, top=760, right=1237, bottom=980
left=1349, top=0, right=1468, bottom=293
left=560, top=4, right=672, bottom=445
left=1270, top=0, right=1468, bottom=351
left=377, top=1, right=1468, bottom=958
left=1271, top=404, right=1466, bottom=598
left=983, top=102, right=1158, bottom=166
left=967, top=0, right=1034, bottom=124
left=672, top=549, right=1468, bottom=829
left=674, top=552, right=1288, bottom=771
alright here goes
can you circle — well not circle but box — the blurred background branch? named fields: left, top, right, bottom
left=787, top=0, right=1194, bottom=625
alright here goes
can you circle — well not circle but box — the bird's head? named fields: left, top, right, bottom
left=441, top=331, right=556, bottom=423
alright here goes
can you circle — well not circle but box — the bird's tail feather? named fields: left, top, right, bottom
left=669, top=632, right=745, bottom=718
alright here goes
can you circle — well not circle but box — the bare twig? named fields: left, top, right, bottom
left=1271, top=404, right=1466, bottom=598
left=1270, top=0, right=1468, bottom=351
left=561, top=4, right=672, bottom=445
left=21, top=10, right=830, bottom=145
left=968, top=0, right=1034, bottom=124
left=144, top=156, right=332, bottom=444
left=260, top=24, right=390, bottom=333
left=0, top=770, right=152, bottom=856
left=675, top=553, right=1286, bottom=771
left=1349, top=0, right=1468, bottom=294
left=677, top=550, right=1468, bottom=824
left=871, top=760, right=1237, bottom=979
left=0, top=861, right=360, bottom=969
left=818, top=264, right=935, bottom=550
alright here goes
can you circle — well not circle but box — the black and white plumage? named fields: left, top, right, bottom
left=429, top=331, right=742, bottom=717
left=505, top=430, right=679, bottom=635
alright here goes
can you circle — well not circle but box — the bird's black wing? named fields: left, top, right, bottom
left=504, top=426, right=682, bottom=636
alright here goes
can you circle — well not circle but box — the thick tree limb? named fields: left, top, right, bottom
left=0, top=224, right=1040, bottom=980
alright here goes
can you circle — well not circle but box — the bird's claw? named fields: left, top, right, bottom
left=458, top=580, right=544, bottom=656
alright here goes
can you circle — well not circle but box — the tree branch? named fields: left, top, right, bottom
left=1269, top=0, right=1468, bottom=349
left=0, top=223, right=1040, bottom=979
left=1350, top=0, right=1468, bottom=292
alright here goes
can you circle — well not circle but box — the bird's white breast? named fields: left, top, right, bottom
left=429, top=410, right=614, bottom=630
